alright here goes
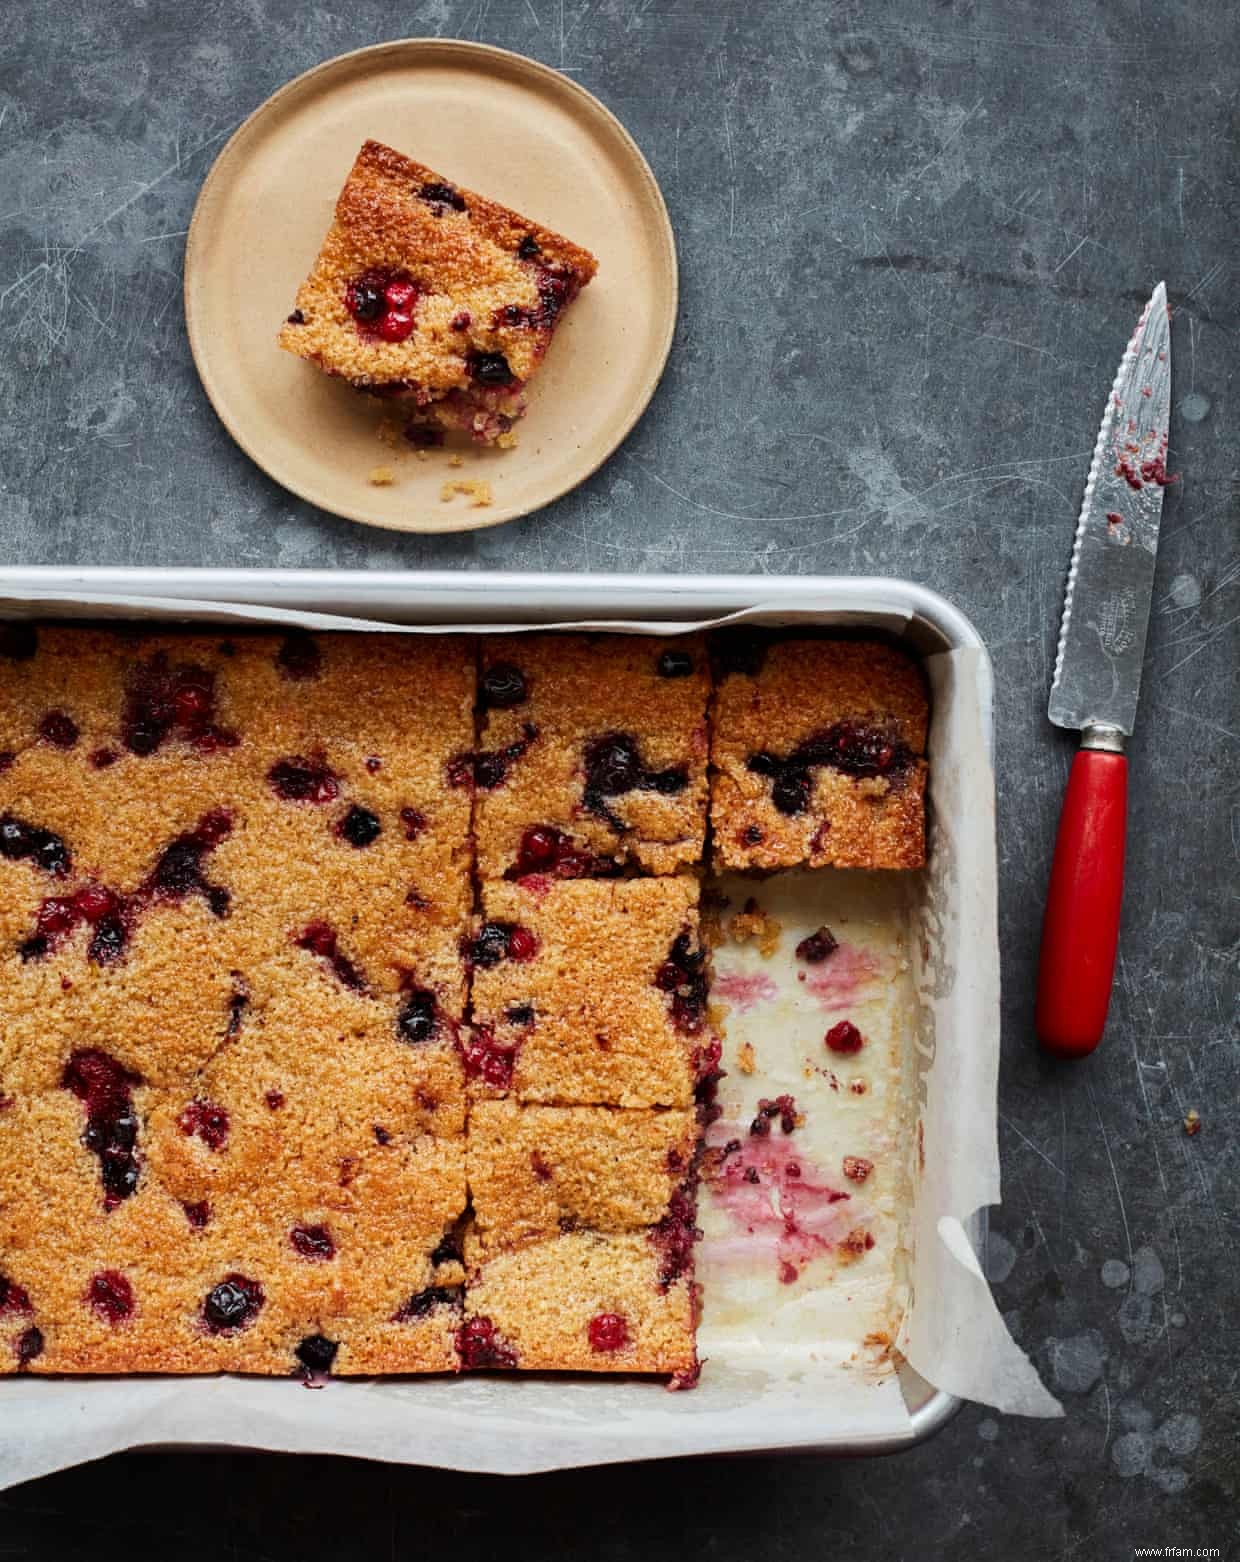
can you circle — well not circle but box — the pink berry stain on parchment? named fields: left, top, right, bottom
left=712, top=970, right=779, bottom=1011
left=800, top=942, right=882, bottom=1008
left=704, top=1129, right=864, bottom=1283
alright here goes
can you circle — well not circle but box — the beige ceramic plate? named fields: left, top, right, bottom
left=185, top=39, right=677, bottom=534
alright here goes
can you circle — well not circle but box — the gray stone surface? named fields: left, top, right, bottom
left=1, top=0, right=1236, bottom=1556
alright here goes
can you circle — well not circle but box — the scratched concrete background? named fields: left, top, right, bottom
left=1, top=0, right=1237, bottom=1556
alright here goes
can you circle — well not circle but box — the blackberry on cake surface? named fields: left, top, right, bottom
left=711, top=638, right=929, bottom=870
left=277, top=140, right=598, bottom=446
left=473, top=633, right=710, bottom=878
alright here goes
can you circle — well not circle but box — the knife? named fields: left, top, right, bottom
left=1036, top=281, right=1172, bottom=1059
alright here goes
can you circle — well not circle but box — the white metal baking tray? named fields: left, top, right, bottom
left=0, top=569, right=1003, bottom=1481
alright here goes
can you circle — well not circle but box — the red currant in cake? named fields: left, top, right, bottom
left=587, top=1312, right=629, bottom=1352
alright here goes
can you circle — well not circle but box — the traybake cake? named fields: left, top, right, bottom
left=0, top=623, right=926, bottom=1382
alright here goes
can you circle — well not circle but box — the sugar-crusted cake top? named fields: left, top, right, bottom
left=278, top=140, right=598, bottom=390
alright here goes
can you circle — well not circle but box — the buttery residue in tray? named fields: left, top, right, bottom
left=697, top=869, right=916, bottom=1366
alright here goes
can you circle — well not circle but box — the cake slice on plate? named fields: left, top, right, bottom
left=278, top=139, right=598, bottom=445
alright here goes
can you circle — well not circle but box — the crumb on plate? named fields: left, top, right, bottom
left=441, top=479, right=492, bottom=507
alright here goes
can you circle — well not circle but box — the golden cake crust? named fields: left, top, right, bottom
left=711, top=638, right=929, bottom=870
left=276, top=140, right=598, bottom=438
left=463, top=1230, right=696, bottom=1376
left=1, top=620, right=929, bottom=1381
left=0, top=625, right=471, bottom=1376
left=474, top=633, right=711, bottom=878
left=468, top=1101, right=697, bottom=1247
left=468, top=877, right=705, bottom=1107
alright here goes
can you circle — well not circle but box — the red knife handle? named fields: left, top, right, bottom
left=1036, top=741, right=1128, bottom=1058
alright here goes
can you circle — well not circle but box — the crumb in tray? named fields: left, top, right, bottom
left=729, top=896, right=781, bottom=957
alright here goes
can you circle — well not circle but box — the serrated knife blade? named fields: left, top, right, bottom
left=1049, top=281, right=1172, bottom=736
left=1036, top=282, right=1173, bottom=1060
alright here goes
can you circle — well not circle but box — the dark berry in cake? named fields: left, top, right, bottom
left=264, top=1090, right=284, bottom=1110
left=466, top=923, right=510, bottom=969
left=0, top=1275, right=32, bottom=1315
left=480, top=661, right=528, bottom=709
left=458, top=1027, right=516, bottom=1089
left=457, top=1315, right=518, bottom=1369
left=505, top=823, right=617, bottom=880
left=649, top=1187, right=701, bottom=1290
left=88, top=747, right=118, bottom=769
left=506, top=1003, right=535, bottom=1027
left=86, top=1270, right=134, bottom=1325
left=346, top=272, right=386, bottom=322
left=585, top=732, right=640, bottom=798
left=657, top=648, right=694, bottom=679
left=430, top=1228, right=463, bottom=1267
left=587, top=1312, right=629, bottom=1352
left=0, top=814, right=72, bottom=876
left=825, top=1021, right=864, bottom=1054
left=517, top=234, right=541, bottom=260
left=145, top=810, right=232, bottom=915
left=465, top=922, right=537, bottom=968
left=268, top=755, right=340, bottom=804
left=467, top=350, right=515, bottom=387
left=276, top=631, right=322, bottom=681
left=286, top=309, right=306, bottom=325
left=15, top=1326, right=43, bottom=1369
left=61, top=1048, right=142, bottom=1209
left=0, top=624, right=37, bottom=660
left=373, top=1124, right=392, bottom=1145
left=202, top=1274, right=264, bottom=1334
left=290, top=1225, right=336, bottom=1261
left=178, top=1099, right=230, bottom=1151
left=418, top=180, right=466, bottom=212
left=583, top=733, right=687, bottom=827
left=796, top=926, right=839, bottom=963
left=38, top=711, right=79, bottom=749
left=295, top=1334, right=339, bottom=1375
left=747, top=724, right=913, bottom=816
left=400, top=806, right=427, bottom=839
left=450, top=722, right=539, bottom=792
left=183, top=1200, right=211, bottom=1228
left=397, top=988, right=439, bottom=1045
left=714, top=630, right=768, bottom=678
left=295, top=922, right=367, bottom=992
left=336, top=804, right=382, bottom=848
left=121, top=656, right=235, bottom=757
left=87, top=914, right=128, bottom=964
left=654, top=932, right=709, bottom=1035
left=394, top=1285, right=462, bottom=1322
